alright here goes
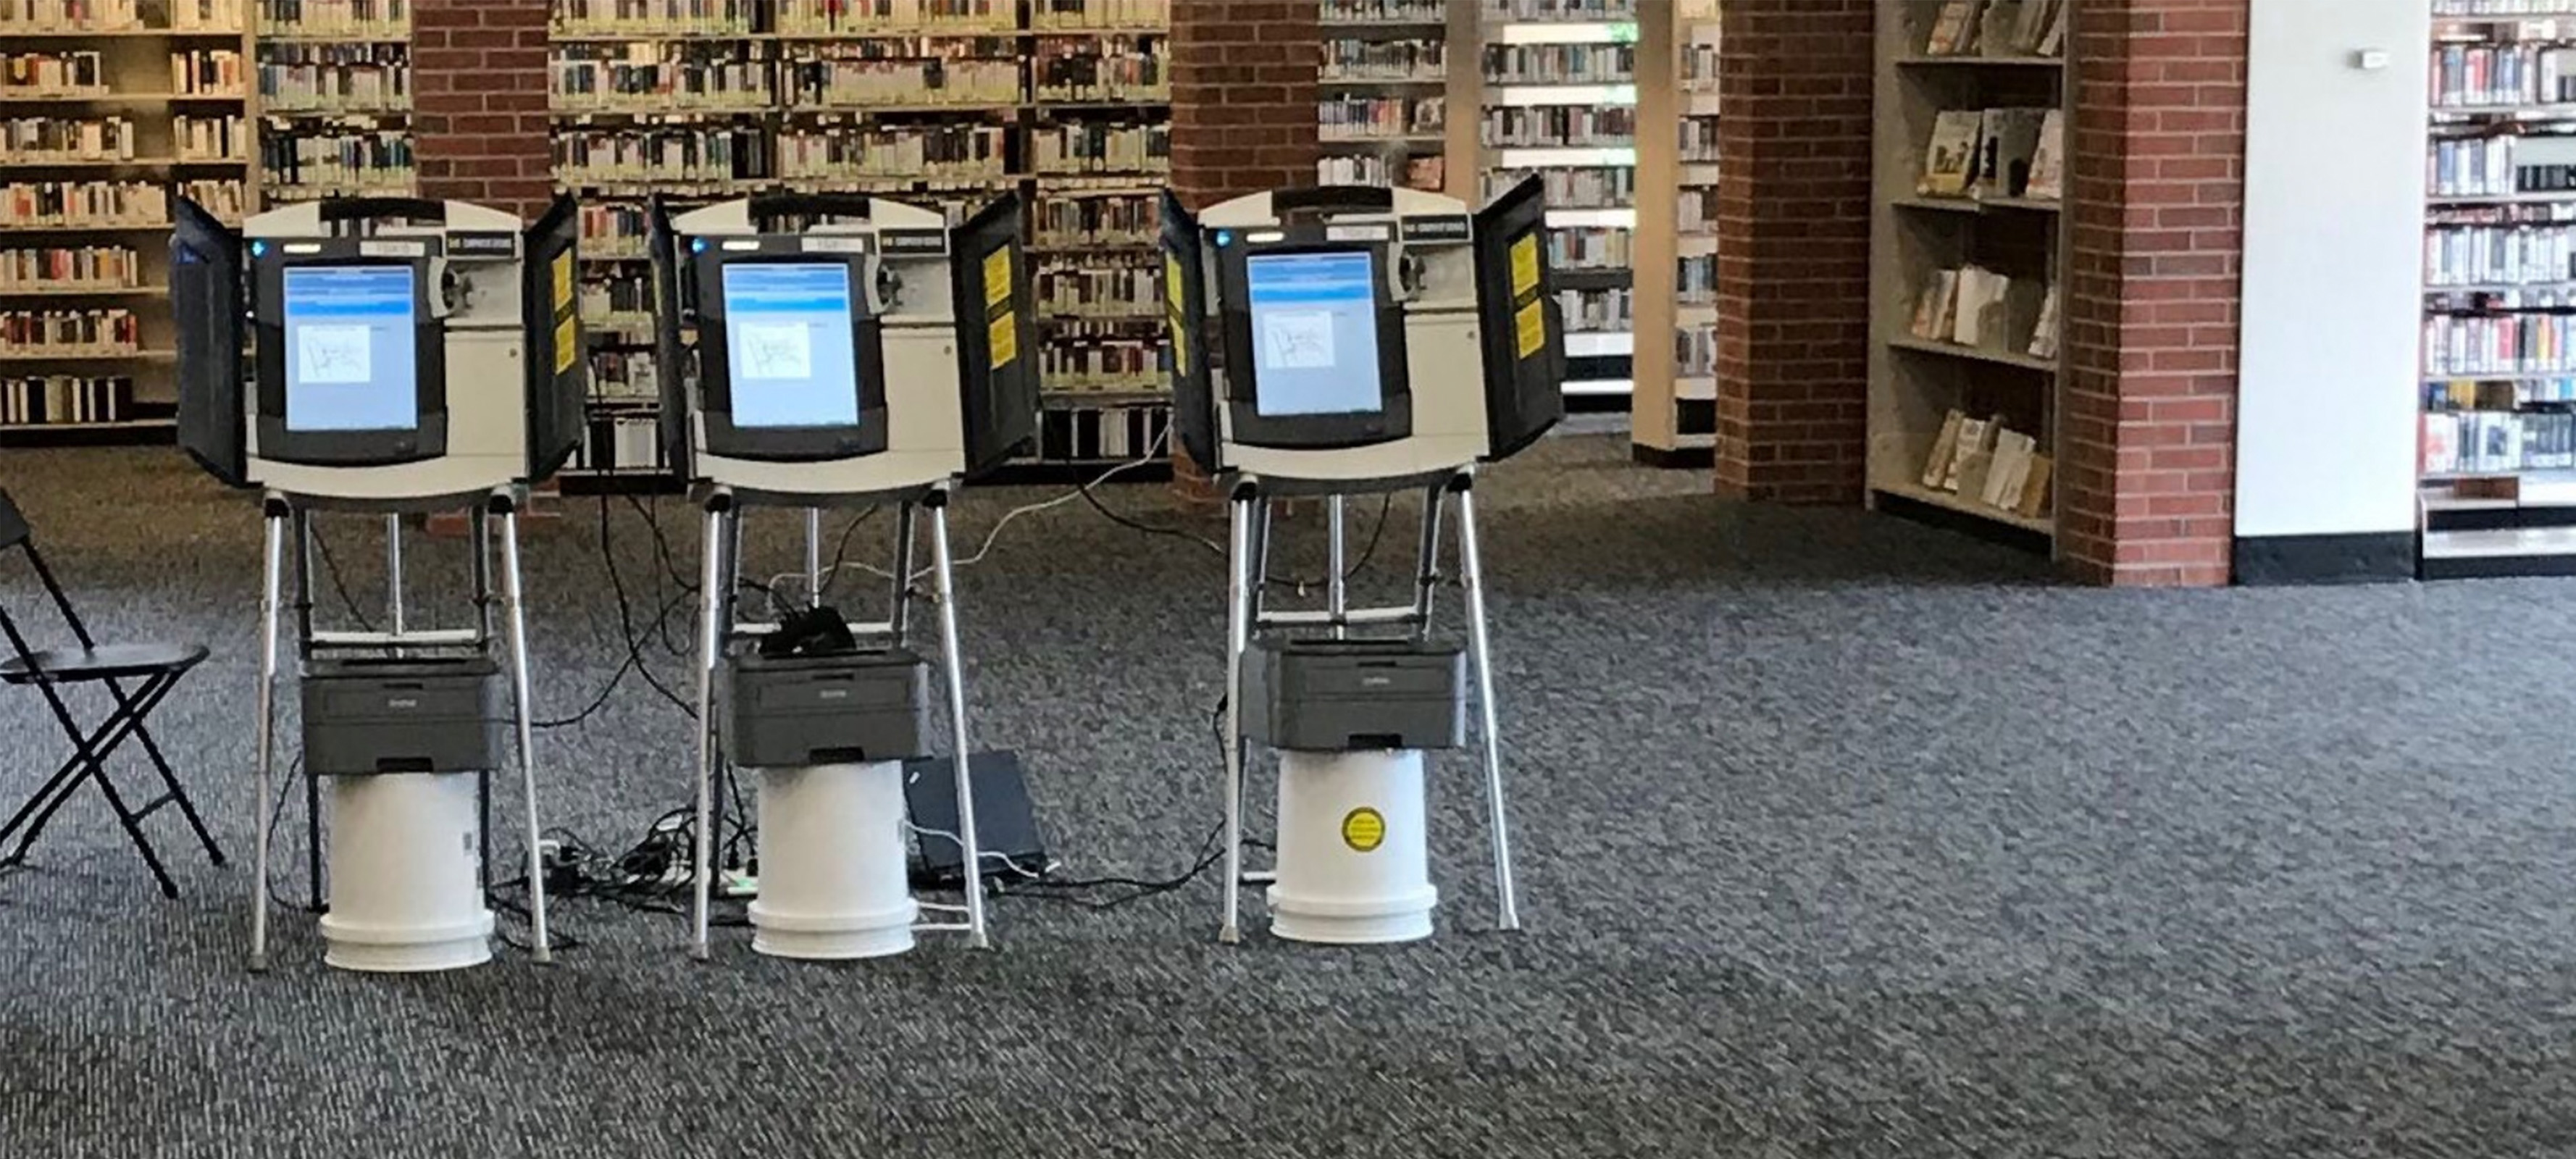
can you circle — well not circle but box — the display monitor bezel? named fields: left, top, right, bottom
left=1216, top=233, right=1413, bottom=451
left=690, top=246, right=888, bottom=463
left=251, top=244, right=446, bottom=467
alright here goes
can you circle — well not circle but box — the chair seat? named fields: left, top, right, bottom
left=1, top=642, right=208, bottom=685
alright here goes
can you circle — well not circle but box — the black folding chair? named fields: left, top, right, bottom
left=0, top=488, right=225, bottom=896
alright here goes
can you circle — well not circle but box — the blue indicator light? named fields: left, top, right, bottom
left=251, top=241, right=267, bottom=257
left=1215, top=231, right=1232, bottom=248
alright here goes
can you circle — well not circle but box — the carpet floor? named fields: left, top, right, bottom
left=2, top=435, right=2574, bottom=1158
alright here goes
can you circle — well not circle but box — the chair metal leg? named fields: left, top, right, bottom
left=495, top=503, right=553, bottom=964
left=927, top=497, right=990, bottom=950
left=1219, top=489, right=1253, bottom=945
left=121, top=714, right=223, bottom=865
left=1453, top=484, right=1521, bottom=933
left=689, top=501, right=728, bottom=961
left=2, top=673, right=182, bottom=863
left=84, top=747, right=178, bottom=898
left=251, top=505, right=286, bottom=971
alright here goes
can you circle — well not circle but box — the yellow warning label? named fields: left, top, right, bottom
left=1514, top=300, right=1546, bottom=360
left=987, top=311, right=1018, bottom=369
left=552, top=316, right=579, bottom=375
left=551, top=250, right=574, bottom=311
left=1342, top=807, right=1386, bottom=853
left=1510, top=233, right=1539, bottom=298
left=984, top=248, right=1012, bottom=310
left=1164, top=254, right=1189, bottom=375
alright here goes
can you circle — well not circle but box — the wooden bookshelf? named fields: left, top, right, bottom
left=2417, top=1, right=2576, bottom=576
left=546, top=0, right=1174, bottom=489
left=254, top=1, right=417, bottom=205
left=1865, top=0, right=2069, bottom=550
left=0, top=0, right=253, bottom=443
left=1317, top=0, right=1456, bottom=195
left=1476, top=0, right=1636, bottom=403
left=1628, top=0, right=1715, bottom=466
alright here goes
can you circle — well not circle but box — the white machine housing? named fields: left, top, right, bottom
left=666, top=196, right=1033, bottom=497
left=243, top=200, right=538, bottom=501
left=1172, top=183, right=1563, bottom=485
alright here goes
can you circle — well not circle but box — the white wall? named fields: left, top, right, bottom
left=2234, top=0, right=2430, bottom=539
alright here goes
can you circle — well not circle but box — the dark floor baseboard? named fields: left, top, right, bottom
left=1631, top=443, right=1713, bottom=469
left=2232, top=532, right=2415, bottom=585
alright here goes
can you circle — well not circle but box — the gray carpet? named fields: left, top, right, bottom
left=4, top=434, right=2575, bottom=1158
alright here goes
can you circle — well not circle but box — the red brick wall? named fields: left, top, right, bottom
left=411, top=0, right=552, bottom=218
left=2062, top=0, right=2249, bottom=587
left=1713, top=0, right=1875, bottom=504
left=1171, top=0, right=1320, bottom=211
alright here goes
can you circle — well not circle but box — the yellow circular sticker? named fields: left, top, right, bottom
left=1341, top=807, right=1386, bottom=853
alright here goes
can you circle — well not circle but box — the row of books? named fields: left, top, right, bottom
left=1677, top=252, right=1713, bottom=302
left=260, top=128, right=411, bottom=191
left=2422, top=311, right=2576, bottom=376
left=1481, top=105, right=1628, bottom=148
left=1321, top=96, right=1442, bottom=140
left=1034, top=261, right=1155, bottom=318
left=1323, top=38, right=1443, bottom=82
left=1, top=51, right=106, bottom=96
left=2427, top=377, right=2576, bottom=410
left=775, top=122, right=1006, bottom=180
left=2428, top=133, right=2576, bottom=198
left=0, top=307, right=140, bottom=353
left=0, top=180, right=167, bottom=227
left=2433, top=0, right=2576, bottom=18
left=1316, top=153, right=1442, bottom=191
left=572, top=414, right=668, bottom=475
left=1920, top=410, right=2054, bottom=519
left=0, top=244, right=140, bottom=290
left=1550, top=225, right=1628, bottom=269
left=256, top=52, right=409, bottom=112
left=1029, top=400, right=1169, bottom=461
left=2422, top=409, right=2576, bottom=476
left=1036, top=333, right=1159, bottom=393
left=173, top=50, right=246, bottom=97
left=1675, top=322, right=1714, bottom=377
left=2425, top=222, right=2576, bottom=288
left=554, top=126, right=769, bottom=185
left=1031, top=190, right=1153, bottom=246
left=1032, top=42, right=1163, bottom=99
left=1481, top=44, right=1631, bottom=85
left=1921, top=0, right=2067, bottom=59
left=1029, top=0, right=1164, bottom=32
left=785, top=58, right=1021, bottom=107
left=1678, top=115, right=1717, bottom=163
left=1560, top=286, right=1630, bottom=333
left=1324, top=0, right=1442, bottom=22
left=177, top=114, right=246, bottom=161
left=577, top=275, right=651, bottom=322
left=2431, top=43, right=2576, bottom=110
left=1489, top=164, right=1628, bottom=209
left=0, top=375, right=138, bottom=427
left=1918, top=107, right=2064, bottom=202
left=1029, top=121, right=1165, bottom=173
left=1486, top=0, right=1631, bottom=23
left=259, top=0, right=406, bottom=36
left=777, top=0, right=1013, bottom=35
left=0, top=0, right=135, bottom=32
left=1910, top=265, right=2059, bottom=361
left=0, top=117, right=137, bottom=164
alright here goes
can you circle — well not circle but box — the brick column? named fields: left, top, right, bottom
left=1712, top=0, right=1875, bottom=504
left=2061, top=0, right=2249, bottom=586
left=411, top=0, right=553, bottom=219
left=1171, top=0, right=1321, bottom=211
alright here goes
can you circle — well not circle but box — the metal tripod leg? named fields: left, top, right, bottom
left=803, top=508, right=822, bottom=607
left=1326, top=495, right=1347, bottom=637
left=1412, top=482, right=1446, bottom=640
left=927, top=494, right=990, bottom=949
left=1218, top=487, right=1253, bottom=945
left=890, top=503, right=916, bottom=645
left=495, top=498, right=553, bottom=963
left=1452, top=482, right=1521, bottom=932
left=248, top=501, right=287, bottom=972
left=689, top=497, right=729, bottom=961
